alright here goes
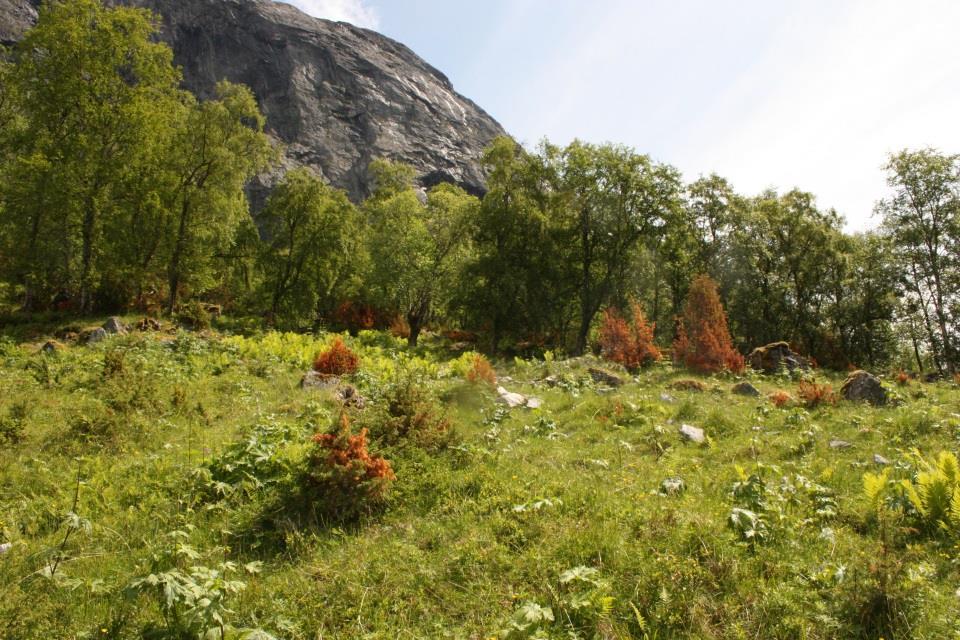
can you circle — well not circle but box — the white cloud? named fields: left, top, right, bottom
left=280, top=0, right=379, bottom=29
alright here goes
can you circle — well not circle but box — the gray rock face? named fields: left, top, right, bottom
left=0, top=0, right=506, bottom=204
left=102, top=317, right=128, bottom=335
left=588, top=367, right=625, bottom=387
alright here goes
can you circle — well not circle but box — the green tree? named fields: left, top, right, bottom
left=552, top=140, right=683, bottom=354
left=878, top=149, right=960, bottom=374
left=162, top=82, right=275, bottom=313
left=0, top=0, right=181, bottom=311
left=366, top=159, right=478, bottom=347
left=256, top=167, right=363, bottom=328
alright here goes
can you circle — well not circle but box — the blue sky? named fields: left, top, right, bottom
left=284, top=1, right=960, bottom=231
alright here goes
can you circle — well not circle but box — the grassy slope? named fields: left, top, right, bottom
left=0, top=320, right=958, bottom=639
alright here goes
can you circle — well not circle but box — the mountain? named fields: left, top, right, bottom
left=0, top=0, right=506, bottom=203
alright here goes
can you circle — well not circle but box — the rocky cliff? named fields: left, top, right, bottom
left=0, top=0, right=506, bottom=202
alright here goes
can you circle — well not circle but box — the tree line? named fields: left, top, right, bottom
left=1, top=1, right=959, bottom=373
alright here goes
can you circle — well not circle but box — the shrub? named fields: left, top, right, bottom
left=366, top=374, right=455, bottom=450
left=466, top=353, right=497, bottom=386
left=673, top=275, right=744, bottom=374
left=389, top=316, right=411, bottom=340
left=797, top=380, right=836, bottom=408
left=175, top=300, right=211, bottom=331
left=312, top=336, right=358, bottom=376
left=309, top=413, right=395, bottom=520
left=896, top=371, right=910, bottom=386
left=597, top=301, right=660, bottom=371
left=769, top=390, right=793, bottom=408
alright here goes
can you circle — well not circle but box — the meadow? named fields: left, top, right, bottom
left=0, top=318, right=959, bottom=639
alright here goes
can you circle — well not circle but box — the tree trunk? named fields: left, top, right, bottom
left=167, top=198, right=191, bottom=315
left=79, top=199, right=97, bottom=313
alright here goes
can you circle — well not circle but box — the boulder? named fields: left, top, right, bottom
left=102, top=317, right=127, bottom=335
left=84, top=328, right=108, bottom=344
left=873, top=454, right=891, bottom=466
left=496, top=386, right=541, bottom=409
left=731, top=381, right=761, bottom=397
left=679, top=423, right=705, bottom=443
left=829, top=439, right=852, bottom=449
left=670, top=379, right=706, bottom=392
left=748, top=342, right=810, bottom=374
left=840, top=370, right=887, bottom=406
left=301, top=370, right=339, bottom=390
left=588, top=367, right=624, bottom=387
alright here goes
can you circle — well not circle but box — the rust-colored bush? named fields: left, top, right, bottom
left=598, top=300, right=660, bottom=371
left=333, top=301, right=376, bottom=333
left=797, top=380, right=836, bottom=408
left=309, top=413, right=395, bottom=519
left=769, top=390, right=793, bottom=408
left=673, top=275, right=744, bottom=374
left=389, top=316, right=411, bottom=340
left=896, top=371, right=910, bottom=386
left=670, top=379, right=707, bottom=392
left=313, top=336, right=359, bottom=376
left=466, top=353, right=497, bottom=386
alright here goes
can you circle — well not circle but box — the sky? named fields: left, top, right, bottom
left=283, top=0, right=960, bottom=231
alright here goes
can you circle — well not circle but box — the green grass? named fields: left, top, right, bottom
left=1, top=321, right=959, bottom=639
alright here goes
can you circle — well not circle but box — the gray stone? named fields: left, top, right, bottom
left=731, top=381, right=761, bottom=397
left=0, top=0, right=505, bottom=205
left=496, top=386, right=540, bottom=409
left=85, top=328, right=108, bottom=344
left=873, top=454, right=891, bottom=465
left=102, top=317, right=127, bottom=335
left=659, top=393, right=675, bottom=403
left=829, top=439, right=853, bottom=449
left=301, top=370, right=339, bottom=390
left=41, top=340, right=64, bottom=354
left=0, top=542, right=10, bottom=554
left=659, top=477, right=685, bottom=495
left=679, top=423, right=705, bottom=443
left=336, top=384, right=366, bottom=409
left=841, top=370, right=888, bottom=406
left=588, top=367, right=624, bottom=387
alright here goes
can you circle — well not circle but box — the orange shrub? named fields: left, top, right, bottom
left=389, top=316, right=411, bottom=340
left=896, top=371, right=910, bottom=386
left=333, top=301, right=376, bottom=333
left=597, top=300, right=660, bottom=371
left=797, top=380, right=836, bottom=408
left=313, top=336, right=359, bottom=375
left=769, top=390, right=793, bottom=408
left=466, top=353, right=497, bottom=386
left=309, top=413, right=395, bottom=519
left=673, top=275, right=744, bottom=374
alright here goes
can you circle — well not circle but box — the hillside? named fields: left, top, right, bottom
left=0, top=320, right=958, bottom=638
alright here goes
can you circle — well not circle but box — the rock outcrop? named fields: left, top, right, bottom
left=0, top=0, right=506, bottom=205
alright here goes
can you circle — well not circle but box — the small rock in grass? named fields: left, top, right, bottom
left=0, top=543, right=10, bottom=554
left=659, top=477, right=685, bottom=495
left=659, top=393, right=675, bottom=403
left=588, top=367, right=624, bottom=387
left=41, top=340, right=65, bottom=354
left=679, top=423, right=705, bottom=443
left=84, top=327, right=108, bottom=344
left=497, top=386, right=528, bottom=408
left=102, top=317, right=128, bottom=335
left=526, top=397, right=543, bottom=409
left=829, top=439, right=852, bottom=449
left=336, top=384, right=366, bottom=408
left=873, top=454, right=891, bottom=465
left=731, top=382, right=761, bottom=397
left=301, top=370, right=339, bottom=389
left=670, top=379, right=706, bottom=392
